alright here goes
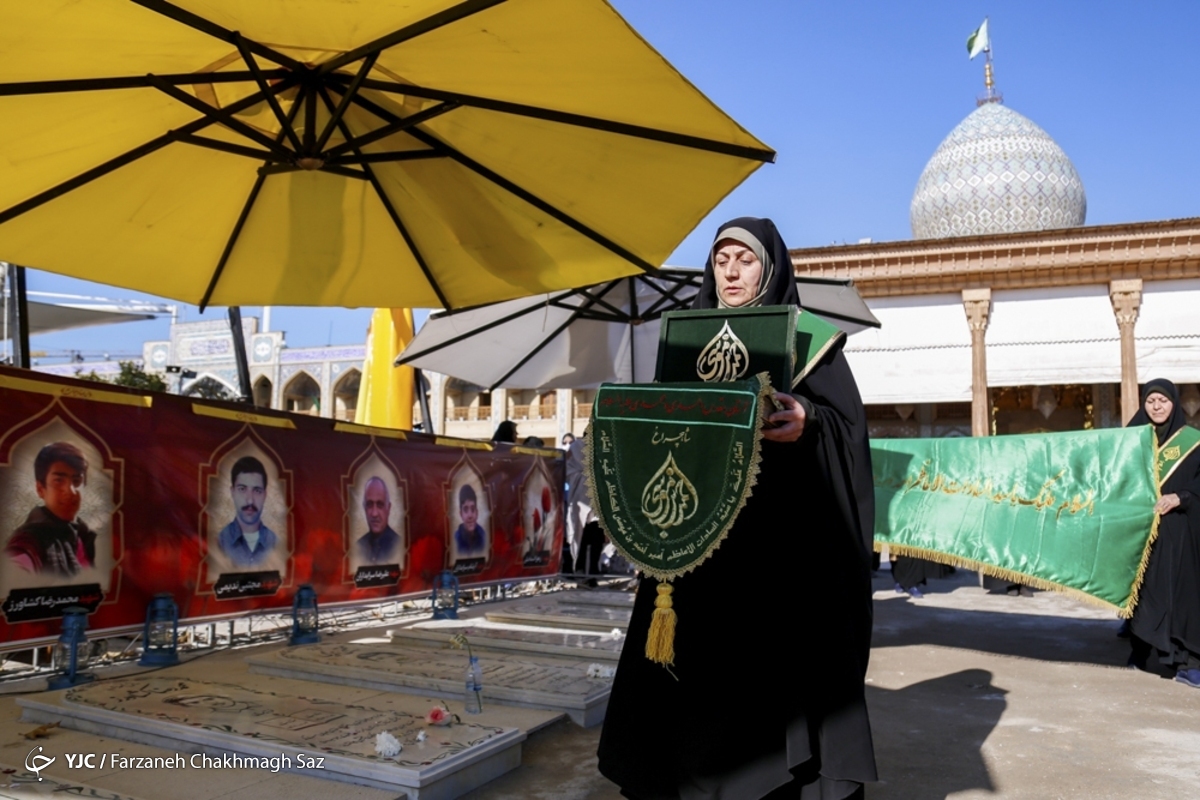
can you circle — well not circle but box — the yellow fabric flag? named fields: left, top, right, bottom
left=355, top=308, right=415, bottom=430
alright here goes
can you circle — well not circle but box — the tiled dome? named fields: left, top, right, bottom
left=910, top=102, right=1086, bottom=239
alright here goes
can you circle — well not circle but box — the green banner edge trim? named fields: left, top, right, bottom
left=584, top=373, right=772, bottom=582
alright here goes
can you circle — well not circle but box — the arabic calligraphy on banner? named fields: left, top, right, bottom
left=586, top=378, right=768, bottom=580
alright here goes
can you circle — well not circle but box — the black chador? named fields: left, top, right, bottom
left=598, top=218, right=877, bottom=800
left=1127, top=379, right=1200, bottom=678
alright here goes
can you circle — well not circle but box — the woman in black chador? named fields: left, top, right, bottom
left=597, top=218, right=877, bottom=799
left=1127, top=378, right=1200, bottom=687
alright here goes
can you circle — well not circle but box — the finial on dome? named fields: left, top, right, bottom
left=967, top=18, right=1003, bottom=106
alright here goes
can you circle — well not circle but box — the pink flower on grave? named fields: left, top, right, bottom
left=426, top=705, right=452, bottom=726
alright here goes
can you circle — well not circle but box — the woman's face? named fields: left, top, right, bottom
left=713, top=239, right=763, bottom=307
left=1145, top=391, right=1174, bottom=425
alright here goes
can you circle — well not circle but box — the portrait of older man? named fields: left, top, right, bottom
left=216, top=456, right=277, bottom=569
left=355, top=477, right=401, bottom=565
left=6, top=441, right=96, bottom=578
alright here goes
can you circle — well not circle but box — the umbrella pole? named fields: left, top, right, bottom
left=415, top=368, right=434, bottom=435
left=227, top=306, right=253, bottom=403
left=4, top=263, right=31, bottom=369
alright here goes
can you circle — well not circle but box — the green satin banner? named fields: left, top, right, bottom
left=872, top=426, right=1160, bottom=614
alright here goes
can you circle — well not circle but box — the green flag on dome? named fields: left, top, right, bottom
left=967, top=18, right=990, bottom=59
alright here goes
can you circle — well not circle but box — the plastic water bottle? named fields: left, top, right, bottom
left=464, top=656, right=483, bottom=714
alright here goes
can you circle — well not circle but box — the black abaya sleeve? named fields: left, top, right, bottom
left=793, top=348, right=876, bottom=567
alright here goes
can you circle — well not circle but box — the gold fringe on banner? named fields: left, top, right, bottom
left=645, top=582, right=677, bottom=668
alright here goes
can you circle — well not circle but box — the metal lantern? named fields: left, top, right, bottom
left=431, top=570, right=460, bottom=620
left=290, top=584, right=319, bottom=645
left=139, top=593, right=180, bottom=666
left=47, top=606, right=96, bottom=690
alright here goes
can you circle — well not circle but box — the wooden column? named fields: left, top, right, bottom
left=962, top=288, right=992, bottom=437
left=1109, top=279, right=1143, bottom=424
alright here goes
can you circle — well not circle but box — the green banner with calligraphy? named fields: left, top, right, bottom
left=586, top=377, right=769, bottom=581
left=873, top=426, right=1160, bottom=615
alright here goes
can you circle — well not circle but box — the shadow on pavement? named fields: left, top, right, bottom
left=871, top=573, right=1134, bottom=669
left=867, top=668, right=1004, bottom=799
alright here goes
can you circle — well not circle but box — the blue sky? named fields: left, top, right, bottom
left=16, top=1, right=1200, bottom=363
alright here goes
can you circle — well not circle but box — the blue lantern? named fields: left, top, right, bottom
left=140, top=593, right=180, bottom=666
left=48, top=606, right=96, bottom=690
left=431, top=570, right=459, bottom=620
left=290, top=584, right=319, bottom=645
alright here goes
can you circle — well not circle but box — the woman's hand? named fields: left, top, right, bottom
left=1155, top=493, right=1182, bottom=515
left=762, top=393, right=806, bottom=443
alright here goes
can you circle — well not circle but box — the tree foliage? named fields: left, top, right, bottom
left=76, top=361, right=169, bottom=393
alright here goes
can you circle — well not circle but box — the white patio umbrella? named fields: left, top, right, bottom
left=397, top=269, right=880, bottom=390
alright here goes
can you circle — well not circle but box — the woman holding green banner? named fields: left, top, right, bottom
left=598, top=219, right=877, bottom=800
left=1126, top=379, right=1200, bottom=687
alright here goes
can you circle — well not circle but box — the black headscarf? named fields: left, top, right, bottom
left=1128, top=378, right=1187, bottom=442
left=693, top=217, right=801, bottom=309
left=491, top=420, right=517, bottom=443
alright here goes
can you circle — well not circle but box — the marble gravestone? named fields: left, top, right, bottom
left=549, top=590, right=637, bottom=609
left=247, top=644, right=613, bottom=727
left=484, top=596, right=632, bottom=631
left=389, top=623, right=625, bottom=663
left=17, top=676, right=523, bottom=800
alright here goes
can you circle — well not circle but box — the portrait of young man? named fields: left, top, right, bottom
left=216, top=456, right=277, bottom=569
left=5, top=441, right=96, bottom=578
left=453, top=483, right=487, bottom=558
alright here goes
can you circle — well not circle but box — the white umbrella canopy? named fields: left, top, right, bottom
left=398, top=269, right=880, bottom=391
left=25, top=301, right=155, bottom=336
left=399, top=269, right=702, bottom=390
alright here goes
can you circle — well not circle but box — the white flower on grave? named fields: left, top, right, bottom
left=375, top=731, right=402, bottom=757
left=587, top=663, right=616, bottom=679
left=416, top=730, right=428, bottom=743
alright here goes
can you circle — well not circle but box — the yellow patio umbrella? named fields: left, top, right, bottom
left=0, top=0, right=774, bottom=313
left=355, top=307, right=416, bottom=429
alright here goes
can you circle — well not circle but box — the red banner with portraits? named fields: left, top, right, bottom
left=0, top=366, right=563, bottom=647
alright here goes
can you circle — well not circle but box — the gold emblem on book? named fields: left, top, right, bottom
left=696, top=321, right=750, bottom=382
left=1163, top=446, right=1181, bottom=460
left=641, top=451, right=699, bottom=536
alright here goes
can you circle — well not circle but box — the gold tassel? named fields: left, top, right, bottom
left=644, top=582, right=676, bottom=667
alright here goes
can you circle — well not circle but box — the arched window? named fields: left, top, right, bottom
left=333, top=369, right=361, bottom=421
left=284, top=372, right=321, bottom=415
left=183, top=375, right=237, bottom=401
left=252, top=376, right=273, bottom=409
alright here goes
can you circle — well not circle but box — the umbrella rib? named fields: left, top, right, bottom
left=345, top=96, right=658, bottom=274
left=129, top=0, right=302, bottom=70
left=176, top=134, right=286, bottom=162
left=323, top=102, right=458, bottom=159
left=0, top=70, right=288, bottom=97
left=313, top=53, right=379, bottom=153
left=328, top=150, right=443, bottom=165
left=341, top=77, right=777, bottom=163
left=638, top=270, right=703, bottom=317
left=396, top=292, right=580, bottom=364
left=318, top=87, right=452, bottom=309
left=198, top=174, right=267, bottom=312
left=234, top=35, right=303, bottom=153
left=318, top=0, right=509, bottom=75
left=198, top=95, right=305, bottom=311
left=487, top=284, right=616, bottom=390
left=400, top=123, right=658, bottom=274
left=148, top=76, right=293, bottom=158
left=0, top=80, right=296, bottom=226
